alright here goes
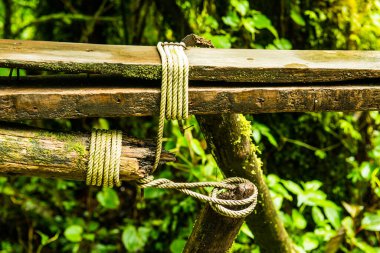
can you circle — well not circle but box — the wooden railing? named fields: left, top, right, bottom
left=0, top=39, right=379, bottom=120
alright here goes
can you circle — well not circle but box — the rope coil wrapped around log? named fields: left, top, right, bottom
left=86, top=129, right=122, bottom=187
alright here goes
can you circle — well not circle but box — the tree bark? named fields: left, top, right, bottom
left=0, top=123, right=174, bottom=181
left=183, top=182, right=255, bottom=253
left=197, top=114, right=295, bottom=253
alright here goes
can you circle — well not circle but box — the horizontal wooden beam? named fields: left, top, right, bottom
left=0, top=39, right=379, bottom=83
left=0, top=77, right=379, bottom=119
left=0, top=124, right=175, bottom=181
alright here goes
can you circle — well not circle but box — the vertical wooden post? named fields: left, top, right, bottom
left=196, top=114, right=295, bottom=253
left=183, top=182, right=254, bottom=253
left=182, top=34, right=295, bottom=253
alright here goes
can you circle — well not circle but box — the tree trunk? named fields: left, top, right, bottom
left=0, top=123, right=174, bottom=181
left=197, top=114, right=295, bottom=253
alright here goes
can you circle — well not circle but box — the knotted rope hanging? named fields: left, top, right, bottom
left=86, top=129, right=122, bottom=187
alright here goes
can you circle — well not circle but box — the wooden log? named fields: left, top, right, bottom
left=183, top=182, right=255, bottom=253
left=0, top=76, right=379, bottom=120
left=0, top=124, right=175, bottom=181
left=0, top=39, right=379, bottom=83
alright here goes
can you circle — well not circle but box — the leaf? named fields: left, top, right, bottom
left=37, top=231, right=49, bottom=245
left=88, top=221, right=99, bottom=232
left=272, top=195, right=284, bottom=210
left=324, top=207, right=341, bottom=229
left=292, top=209, right=307, bottom=230
left=231, top=0, right=249, bottom=16
left=361, top=212, right=380, bottom=231
left=303, top=180, right=323, bottom=191
left=312, top=206, right=325, bottom=226
left=301, top=233, right=319, bottom=251
left=96, top=188, right=120, bottom=209
left=325, top=227, right=346, bottom=253
left=209, top=35, right=232, bottom=49
left=122, top=225, right=149, bottom=252
left=222, top=11, right=240, bottom=28
left=341, top=201, right=363, bottom=218
left=253, top=13, right=272, bottom=29
left=251, top=128, right=261, bottom=143
left=267, top=174, right=280, bottom=185
left=290, top=8, right=306, bottom=26
left=64, top=225, right=83, bottom=243
left=271, top=184, right=292, bottom=201
left=252, top=13, right=278, bottom=38
left=170, top=239, right=187, bottom=253
left=240, top=223, right=254, bottom=239
left=242, top=18, right=256, bottom=34
left=315, top=150, right=326, bottom=159
left=282, top=180, right=303, bottom=195
left=273, top=38, right=292, bottom=50
left=360, top=162, right=371, bottom=180
left=354, top=239, right=380, bottom=253
left=190, top=139, right=205, bottom=157
left=83, top=233, right=95, bottom=241
left=98, top=118, right=110, bottom=130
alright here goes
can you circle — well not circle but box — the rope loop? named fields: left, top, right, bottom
left=86, top=129, right=122, bottom=187
left=138, top=176, right=258, bottom=218
left=153, top=42, right=189, bottom=171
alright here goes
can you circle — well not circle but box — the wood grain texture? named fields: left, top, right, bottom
left=0, top=77, right=379, bottom=120
left=0, top=124, right=175, bottom=181
left=0, top=39, right=379, bottom=83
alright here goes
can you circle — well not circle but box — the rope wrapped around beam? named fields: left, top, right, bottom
left=86, top=129, right=122, bottom=187
left=153, top=42, right=189, bottom=171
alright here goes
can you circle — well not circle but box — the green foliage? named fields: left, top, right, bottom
left=121, top=225, right=149, bottom=252
left=96, top=188, right=120, bottom=209
left=0, top=0, right=379, bottom=252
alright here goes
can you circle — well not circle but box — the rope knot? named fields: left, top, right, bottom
left=137, top=176, right=258, bottom=218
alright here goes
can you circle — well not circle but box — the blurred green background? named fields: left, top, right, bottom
left=0, top=0, right=380, bottom=252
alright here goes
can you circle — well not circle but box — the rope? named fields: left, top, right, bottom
left=153, top=42, right=189, bottom=171
left=86, top=129, right=122, bottom=187
left=83, top=40, right=259, bottom=218
left=138, top=176, right=258, bottom=218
